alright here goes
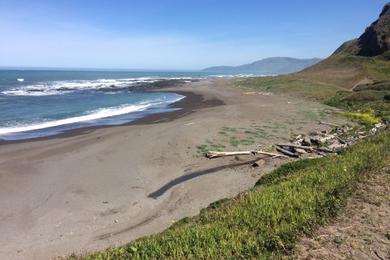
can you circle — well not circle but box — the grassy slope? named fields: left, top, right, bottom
left=77, top=130, right=389, bottom=259
left=299, top=54, right=390, bottom=89
left=236, top=55, right=390, bottom=94
left=236, top=75, right=341, bottom=101
left=236, top=54, right=390, bottom=120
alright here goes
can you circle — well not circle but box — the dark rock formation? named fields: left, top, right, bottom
left=358, top=3, right=390, bottom=56
left=335, top=3, right=390, bottom=57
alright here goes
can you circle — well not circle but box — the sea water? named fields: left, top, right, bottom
left=0, top=70, right=211, bottom=141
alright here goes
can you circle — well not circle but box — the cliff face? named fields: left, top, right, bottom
left=335, top=3, right=390, bottom=57
left=358, top=3, right=390, bottom=56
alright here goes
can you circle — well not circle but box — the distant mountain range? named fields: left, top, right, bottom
left=202, top=57, right=322, bottom=75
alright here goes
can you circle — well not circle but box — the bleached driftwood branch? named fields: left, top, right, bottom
left=276, top=143, right=334, bottom=154
left=206, top=150, right=288, bottom=159
left=276, top=143, right=314, bottom=152
left=276, top=146, right=299, bottom=158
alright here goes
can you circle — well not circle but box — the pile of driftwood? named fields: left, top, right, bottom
left=206, top=121, right=388, bottom=167
left=206, top=150, right=289, bottom=167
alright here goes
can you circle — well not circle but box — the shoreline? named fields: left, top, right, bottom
left=0, top=86, right=224, bottom=145
left=0, top=79, right=343, bottom=259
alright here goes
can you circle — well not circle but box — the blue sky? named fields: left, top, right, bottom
left=0, top=0, right=387, bottom=70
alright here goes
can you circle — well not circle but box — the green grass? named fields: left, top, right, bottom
left=196, top=125, right=270, bottom=153
left=77, top=130, right=390, bottom=259
left=299, top=55, right=390, bottom=89
left=196, top=142, right=226, bottom=156
left=325, top=92, right=390, bottom=121
left=235, top=55, right=390, bottom=122
left=235, top=76, right=340, bottom=101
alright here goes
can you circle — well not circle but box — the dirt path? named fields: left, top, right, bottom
left=351, top=77, right=374, bottom=91
left=294, top=160, right=390, bottom=259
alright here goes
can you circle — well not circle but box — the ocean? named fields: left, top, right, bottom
left=0, top=70, right=217, bottom=141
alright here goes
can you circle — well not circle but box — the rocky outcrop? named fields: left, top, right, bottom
left=335, top=3, right=390, bottom=57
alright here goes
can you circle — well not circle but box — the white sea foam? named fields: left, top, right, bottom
left=2, top=78, right=145, bottom=96
left=1, top=77, right=193, bottom=96
left=0, top=104, right=147, bottom=134
left=0, top=95, right=184, bottom=135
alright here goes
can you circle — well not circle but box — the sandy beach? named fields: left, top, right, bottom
left=0, top=79, right=339, bottom=259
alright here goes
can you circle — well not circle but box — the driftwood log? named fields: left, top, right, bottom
left=252, top=159, right=266, bottom=167
left=315, top=147, right=334, bottom=153
left=336, top=136, right=347, bottom=144
left=295, top=148, right=307, bottom=154
left=277, top=143, right=334, bottom=154
left=277, top=143, right=314, bottom=151
left=276, top=146, right=299, bottom=158
left=206, top=150, right=288, bottom=159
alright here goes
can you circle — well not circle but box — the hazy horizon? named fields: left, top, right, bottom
left=1, top=0, right=387, bottom=70
left=0, top=56, right=323, bottom=72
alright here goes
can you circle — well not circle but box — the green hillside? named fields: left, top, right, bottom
left=299, top=54, right=390, bottom=89
left=235, top=3, right=390, bottom=121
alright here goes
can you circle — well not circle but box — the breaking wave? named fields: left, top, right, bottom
left=1, top=77, right=194, bottom=96
left=0, top=95, right=184, bottom=135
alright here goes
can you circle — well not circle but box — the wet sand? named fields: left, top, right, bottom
left=0, top=89, right=223, bottom=145
left=0, top=79, right=338, bottom=259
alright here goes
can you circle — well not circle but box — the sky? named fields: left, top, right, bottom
left=0, top=0, right=388, bottom=70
